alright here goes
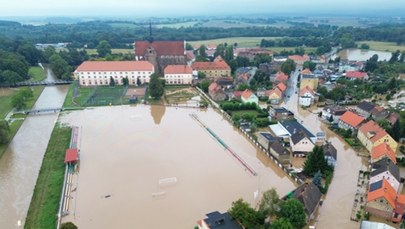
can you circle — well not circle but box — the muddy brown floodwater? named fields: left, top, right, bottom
left=59, top=105, right=296, bottom=229
left=283, top=70, right=367, bottom=229
left=0, top=69, right=68, bottom=228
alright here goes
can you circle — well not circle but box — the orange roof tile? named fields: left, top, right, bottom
left=288, top=54, right=309, bottom=62
left=299, top=86, right=315, bottom=97
left=76, top=61, right=154, bottom=72
left=267, top=87, right=282, bottom=98
left=275, top=71, right=289, bottom=82
left=164, top=65, right=192, bottom=75
left=371, top=143, right=397, bottom=164
left=367, top=179, right=397, bottom=208
left=346, top=71, right=367, bottom=79
left=242, top=89, right=254, bottom=100
left=359, top=120, right=391, bottom=143
left=301, top=68, right=312, bottom=75
left=208, top=82, right=219, bottom=92
left=397, top=194, right=405, bottom=205
left=339, top=111, right=365, bottom=128
left=192, top=60, right=231, bottom=71
left=276, top=82, right=287, bottom=92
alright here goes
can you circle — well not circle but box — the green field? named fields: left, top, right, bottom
left=189, top=37, right=283, bottom=48
left=85, top=48, right=133, bottom=55
left=28, top=67, right=46, bottom=82
left=357, top=41, right=405, bottom=52
left=24, top=125, right=72, bottom=229
left=155, top=21, right=198, bottom=28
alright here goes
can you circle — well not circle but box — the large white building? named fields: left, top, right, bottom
left=74, top=61, right=154, bottom=86
left=163, top=65, right=193, bottom=85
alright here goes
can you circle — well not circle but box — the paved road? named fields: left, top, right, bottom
left=282, top=70, right=365, bottom=229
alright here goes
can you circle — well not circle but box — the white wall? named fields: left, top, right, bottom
left=75, top=70, right=153, bottom=86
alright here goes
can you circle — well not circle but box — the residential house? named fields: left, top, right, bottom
left=357, top=120, right=398, bottom=153
left=360, top=221, right=395, bottom=229
left=371, top=143, right=397, bottom=165
left=299, top=86, right=316, bottom=107
left=273, top=71, right=289, bottom=84
left=208, top=82, right=226, bottom=101
left=345, top=71, right=369, bottom=80
left=269, top=120, right=316, bottom=143
left=300, top=68, right=312, bottom=76
left=235, top=48, right=273, bottom=61
left=275, top=82, right=287, bottom=94
left=366, top=179, right=405, bottom=222
left=370, top=158, right=401, bottom=192
left=164, top=65, right=193, bottom=85
left=356, top=101, right=376, bottom=118
left=257, top=132, right=282, bottom=151
left=338, top=111, right=365, bottom=134
left=192, top=56, right=231, bottom=78
left=371, top=106, right=389, bottom=121
left=235, top=67, right=257, bottom=85
left=322, top=105, right=347, bottom=124
left=74, top=61, right=155, bottom=86
left=288, top=54, right=310, bottom=65
left=241, top=89, right=259, bottom=104
left=267, top=87, right=283, bottom=105
left=323, top=142, right=337, bottom=167
left=268, top=107, right=294, bottom=122
left=197, top=211, right=242, bottom=229
left=387, top=112, right=400, bottom=126
left=290, top=131, right=315, bottom=157
left=269, top=140, right=291, bottom=164
left=215, top=77, right=234, bottom=89
left=134, top=40, right=186, bottom=73
left=300, top=74, right=319, bottom=91
left=256, top=88, right=267, bottom=98
left=292, top=182, right=322, bottom=220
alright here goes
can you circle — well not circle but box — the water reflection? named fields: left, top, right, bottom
left=150, top=105, right=166, bottom=125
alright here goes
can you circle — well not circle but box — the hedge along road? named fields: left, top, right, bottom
left=0, top=68, right=68, bottom=228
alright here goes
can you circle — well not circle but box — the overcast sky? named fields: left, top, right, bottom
left=1, top=0, right=405, bottom=17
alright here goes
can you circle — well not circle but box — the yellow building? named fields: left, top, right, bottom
left=357, top=120, right=398, bottom=153
left=192, top=56, right=231, bottom=78
left=300, top=74, right=319, bottom=91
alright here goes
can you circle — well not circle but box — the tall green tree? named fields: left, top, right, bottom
left=277, top=199, right=306, bottom=229
left=312, top=170, right=323, bottom=190
left=229, top=199, right=265, bottom=229
left=198, top=45, right=207, bottom=58
left=303, top=145, right=330, bottom=176
left=224, top=45, right=234, bottom=63
left=271, top=218, right=294, bottom=229
left=49, top=54, right=72, bottom=80
left=122, top=77, right=129, bottom=86
left=281, top=59, right=296, bottom=75
left=96, top=40, right=112, bottom=57
left=0, top=121, right=9, bottom=145
left=60, top=222, right=78, bottom=229
left=11, top=93, right=26, bottom=110
left=303, top=61, right=316, bottom=71
left=109, top=76, right=115, bottom=87
left=149, top=73, right=164, bottom=100
left=214, top=44, right=226, bottom=58
left=258, top=188, right=281, bottom=217
left=199, top=79, right=210, bottom=93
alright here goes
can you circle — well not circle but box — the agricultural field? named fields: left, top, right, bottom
left=356, top=41, right=405, bottom=52
left=155, top=21, right=198, bottom=28
left=188, top=37, right=282, bottom=48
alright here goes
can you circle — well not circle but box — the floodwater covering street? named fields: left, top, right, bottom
left=0, top=68, right=68, bottom=228
left=59, top=105, right=296, bottom=229
left=283, top=70, right=367, bottom=229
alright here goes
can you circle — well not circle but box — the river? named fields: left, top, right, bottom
left=332, top=48, right=392, bottom=61
left=283, top=70, right=367, bottom=229
left=0, top=68, right=68, bottom=228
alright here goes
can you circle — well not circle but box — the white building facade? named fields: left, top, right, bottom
left=74, top=61, right=154, bottom=86
left=164, top=65, right=193, bottom=85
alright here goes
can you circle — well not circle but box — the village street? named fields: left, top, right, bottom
left=282, top=70, right=366, bottom=229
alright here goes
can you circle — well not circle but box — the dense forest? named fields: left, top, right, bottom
left=0, top=20, right=404, bottom=49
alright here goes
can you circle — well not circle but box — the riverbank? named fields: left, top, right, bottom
left=0, top=86, right=45, bottom=159
left=24, top=125, right=72, bottom=229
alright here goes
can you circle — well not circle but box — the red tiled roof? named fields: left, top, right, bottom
left=233, top=90, right=243, bottom=98
left=186, top=50, right=195, bottom=61
left=164, top=65, right=192, bottom=75
left=275, top=71, right=289, bottom=82
left=276, top=82, right=287, bottom=92
left=267, top=87, right=282, bottom=98
left=288, top=54, right=309, bottom=62
left=213, top=55, right=225, bottom=63
left=387, top=113, right=400, bottom=125
left=241, top=89, right=254, bottom=100
left=76, top=61, right=154, bottom=72
left=339, top=111, right=365, bottom=128
left=367, top=179, right=397, bottom=208
left=192, top=60, right=231, bottom=71
left=301, top=68, right=312, bottom=75
left=346, top=71, right=367, bottom=79
left=299, top=86, right=315, bottom=97
left=371, top=143, right=397, bottom=164
left=209, top=82, right=220, bottom=93
left=134, top=41, right=185, bottom=56
left=359, top=120, right=390, bottom=143
left=65, top=148, right=78, bottom=163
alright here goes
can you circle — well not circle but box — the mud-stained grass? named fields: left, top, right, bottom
left=24, top=125, right=72, bottom=229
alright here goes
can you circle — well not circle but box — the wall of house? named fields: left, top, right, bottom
left=198, top=69, right=231, bottom=78
left=75, top=70, right=153, bottom=86
left=291, top=138, right=315, bottom=153
left=299, top=96, right=312, bottom=107
left=357, top=131, right=372, bottom=152
left=164, top=73, right=192, bottom=85
left=366, top=200, right=393, bottom=220
left=242, top=96, right=259, bottom=105
left=257, top=135, right=270, bottom=151
left=355, top=108, right=371, bottom=118
left=374, top=136, right=399, bottom=153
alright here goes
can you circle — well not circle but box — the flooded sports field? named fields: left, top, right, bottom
left=59, top=105, right=296, bottom=229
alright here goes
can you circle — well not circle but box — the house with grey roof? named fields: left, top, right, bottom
left=269, top=140, right=291, bottom=164
left=268, top=107, right=294, bottom=122
left=197, top=211, right=242, bottom=229
left=370, top=158, right=401, bottom=192
left=321, top=105, right=347, bottom=124
left=257, top=132, right=282, bottom=151
left=356, top=101, right=375, bottom=118
left=323, top=142, right=337, bottom=167
left=290, top=131, right=315, bottom=157
left=292, top=182, right=322, bottom=220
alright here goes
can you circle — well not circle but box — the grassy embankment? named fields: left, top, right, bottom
left=0, top=68, right=45, bottom=158
left=24, top=125, right=72, bottom=229
left=27, top=67, right=46, bottom=82
left=357, top=41, right=405, bottom=52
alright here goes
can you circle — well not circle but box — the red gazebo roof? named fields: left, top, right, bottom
left=65, top=148, right=78, bottom=164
